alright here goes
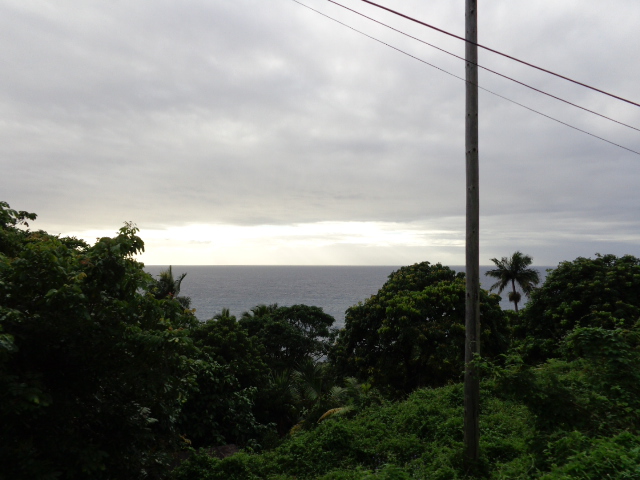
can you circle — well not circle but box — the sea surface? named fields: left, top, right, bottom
left=144, top=265, right=552, bottom=328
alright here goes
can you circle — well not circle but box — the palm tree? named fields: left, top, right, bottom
left=153, top=266, right=191, bottom=308
left=212, top=307, right=235, bottom=321
left=485, top=251, right=540, bottom=312
left=155, top=266, right=186, bottom=297
left=241, top=303, right=279, bottom=321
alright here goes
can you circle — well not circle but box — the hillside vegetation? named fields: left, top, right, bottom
left=1, top=201, right=639, bottom=479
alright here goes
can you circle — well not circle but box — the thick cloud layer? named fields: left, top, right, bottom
left=2, top=0, right=639, bottom=264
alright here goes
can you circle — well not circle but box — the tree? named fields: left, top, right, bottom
left=151, top=265, right=191, bottom=309
left=0, top=200, right=37, bottom=257
left=176, top=352, right=264, bottom=449
left=236, top=304, right=338, bottom=435
left=239, top=304, right=336, bottom=372
left=519, top=253, right=640, bottom=361
left=485, top=251, right=540, bottom=312
left=331, top=262, right=509, bottom=394
left=241, top=303, right=279, bottom=321
left=0, top=202, right=201, bottom=479
left=181, top=309, right=273, bottom=448
left=288, top=358, right=353, bottom=430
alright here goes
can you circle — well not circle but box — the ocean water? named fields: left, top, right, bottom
left=144, top=265, right=552, bottom=328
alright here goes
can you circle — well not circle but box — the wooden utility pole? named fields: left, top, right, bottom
left=464, top=0, right=480, bottom=466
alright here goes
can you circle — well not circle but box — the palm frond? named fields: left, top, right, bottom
left=213, top=308, right=235, bottom=321
left=317, top=406, right=353, bottom=423
left=328, top=385, right=347, bottom=402
left=289, top=422, right=304, bottom=436
left=485, top=252, right=540, bottom=304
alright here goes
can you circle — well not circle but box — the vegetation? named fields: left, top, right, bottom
left=172, top=322, right=640, bottom=480
left=239, top=303, right=336, bottom=372
left=0, top=209, right=199, bottom=478
left=331, top=263, right=509, bottom=395
left=485, top=251, right=540, bottom=312
left=151, top=265, right=192, bottom=308
left=518, top=253, right=640, bottom=361
left=2, top=200, right=640, bottom=479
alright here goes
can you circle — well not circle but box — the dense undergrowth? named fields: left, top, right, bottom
left=173, top=327, right=640, bottom=479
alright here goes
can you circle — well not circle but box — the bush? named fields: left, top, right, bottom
left=541, top=432, right=640, bottom=479
left=520, top=254, right=640, bottom=361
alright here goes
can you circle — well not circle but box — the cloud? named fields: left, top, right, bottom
left=1, top=0, right=639, bottom=264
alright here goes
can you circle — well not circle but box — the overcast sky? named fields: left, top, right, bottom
left=2, top=0, right=639, bottom=265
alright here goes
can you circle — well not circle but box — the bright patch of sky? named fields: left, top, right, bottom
left=66, top=220, right=464, bottom=265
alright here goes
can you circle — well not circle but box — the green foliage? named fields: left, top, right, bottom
left=5, top=200, right=639, bottom=480
left=374, top=261, right=464, bottom=295
left=170, top=451, right=261, bottom=480
left=540, top=432, right=640, bottom=479
left=0, top=203, right=199, bottom=479
left=178, top=355, right=265, bottom=449
left=520, top=253, right=640, bottom=361
left=171, top=253, right=640, bottom=479
left=181, top=312, right=271, bottom=448
left=0, top=200, right=38, bottom=257
left=169, top=382, right=534, bottom=480
left=486, top=326, right=640, bottom=475
left=331, top=262, right=508, bottom=394
left=240, top=304, right=336, bottom=372
left=289, top=362, right=376, bottom=432
left=185, top=305, right=343, bottom=444
left=170, top=344, right=640, bottom=479
left=289, top=359, right=339, bottom=427
left=191, top=312, right=269, bottom=393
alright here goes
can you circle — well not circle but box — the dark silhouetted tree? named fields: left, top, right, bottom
left=485, top=251, right=540, bottom=312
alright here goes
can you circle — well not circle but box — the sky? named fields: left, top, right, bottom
left=2, top=0, right=639, bottom=266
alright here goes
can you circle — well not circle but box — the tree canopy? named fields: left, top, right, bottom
left=239, top=304, right=336, bottom=372
left=331, top=262, right=509, bottom=394
left=519, top=253, right=640, bottom=361
left=0, top=207, right=201, bottom=478
left=0, top=202, right=267, bottom=478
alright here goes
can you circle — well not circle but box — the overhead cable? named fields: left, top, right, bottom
left=357, top=0, right=640, bottom=109
left=291, top=0, right=640, bottom=156
left=326, top=0, right=640, bottom=133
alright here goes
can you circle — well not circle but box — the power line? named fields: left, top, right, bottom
left=358, top=0, right=640, bottom=109
left=291, top=0, right=640, bottom=156
left=326, top=0, right=640, bottom=133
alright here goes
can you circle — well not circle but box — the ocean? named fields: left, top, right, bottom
left=144, top=265, right=552, bottom=328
